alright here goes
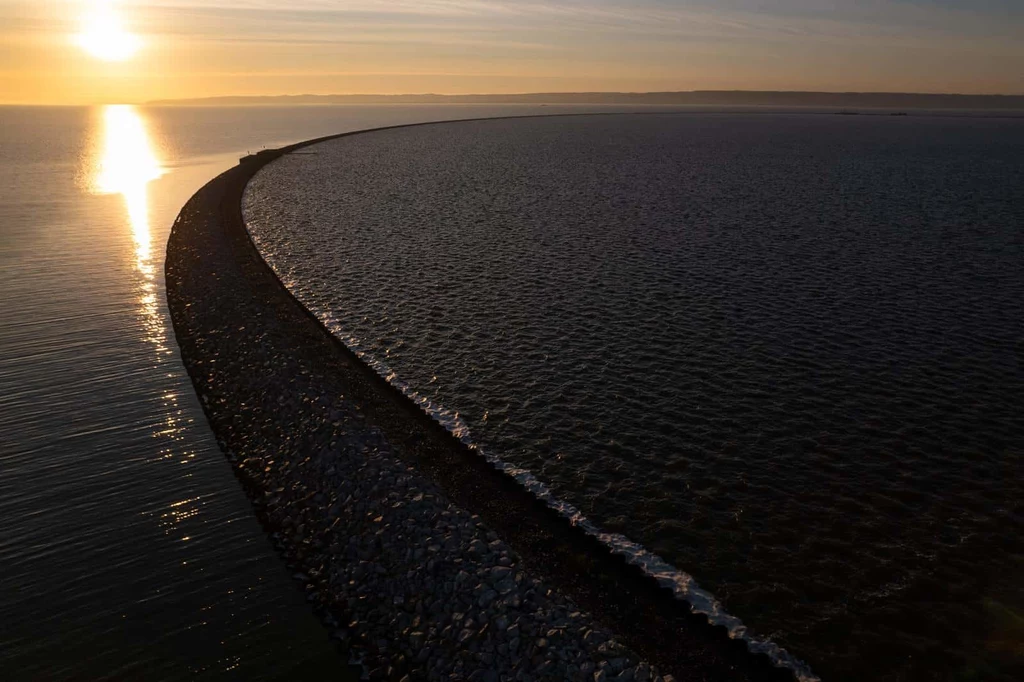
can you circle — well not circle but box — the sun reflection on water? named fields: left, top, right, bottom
left=94, top=105, right=165, bottom=265
left=88, top=105, right=198, bottom=510
left=90, top=105, right=171, bottom=363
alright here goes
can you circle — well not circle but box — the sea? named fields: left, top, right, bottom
left=0, top=103, right=621, bottom=680
left=242, top=112, right=1024, bottom=682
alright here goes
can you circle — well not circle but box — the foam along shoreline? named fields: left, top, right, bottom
left=313, top=327, right=813, bottom=677
left=166, top=116, right=812, bottom=681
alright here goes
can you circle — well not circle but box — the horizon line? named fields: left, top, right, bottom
left=4, top=89, right=1024, bottom=108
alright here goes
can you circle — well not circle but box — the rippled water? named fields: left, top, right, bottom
left=244, top=113, right=1024, bottom=681
left=0, top=103, right=613, bottom=679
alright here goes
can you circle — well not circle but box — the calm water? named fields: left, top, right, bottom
left=244, top=113, right=1024, bottom=681
left=0, top=104, right=616, bottom=679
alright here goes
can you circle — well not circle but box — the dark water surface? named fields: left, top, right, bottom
left=244, top=113, right=1024, bottom=681
left=0, top=104, right=617, bottom=679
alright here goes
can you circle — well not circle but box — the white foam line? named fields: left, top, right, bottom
left=246, top=228, right=820, bottom=682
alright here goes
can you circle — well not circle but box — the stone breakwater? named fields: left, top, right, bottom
left=166, top=126, right=798, bottom=682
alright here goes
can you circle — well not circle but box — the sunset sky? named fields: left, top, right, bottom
left=1, top=0, right=1022, bottom=104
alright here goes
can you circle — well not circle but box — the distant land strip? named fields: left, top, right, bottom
left=149, top=90, right=1024, bottom=109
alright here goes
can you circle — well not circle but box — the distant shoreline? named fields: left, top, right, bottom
left=149, top=90, right=1024, bottom=109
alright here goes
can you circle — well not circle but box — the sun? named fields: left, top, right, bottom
left=77, top=1, right=141, bottom=62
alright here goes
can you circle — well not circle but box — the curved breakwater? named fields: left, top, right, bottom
left=240, top=113, right=1024, bottom=682
left=166, top=117, right=809, bottom=682
left=238, top=116, right=815, bottom=679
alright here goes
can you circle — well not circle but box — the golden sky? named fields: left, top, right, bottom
left=1, top=0, right=1022, bottom=104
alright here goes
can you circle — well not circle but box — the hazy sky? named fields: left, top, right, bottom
left=1, top=0, right=1022, bottom=104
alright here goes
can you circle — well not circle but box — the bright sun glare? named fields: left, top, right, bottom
left=77, top=1, right=141, bottom=62
left=94, top=105, right=165, bottom=259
